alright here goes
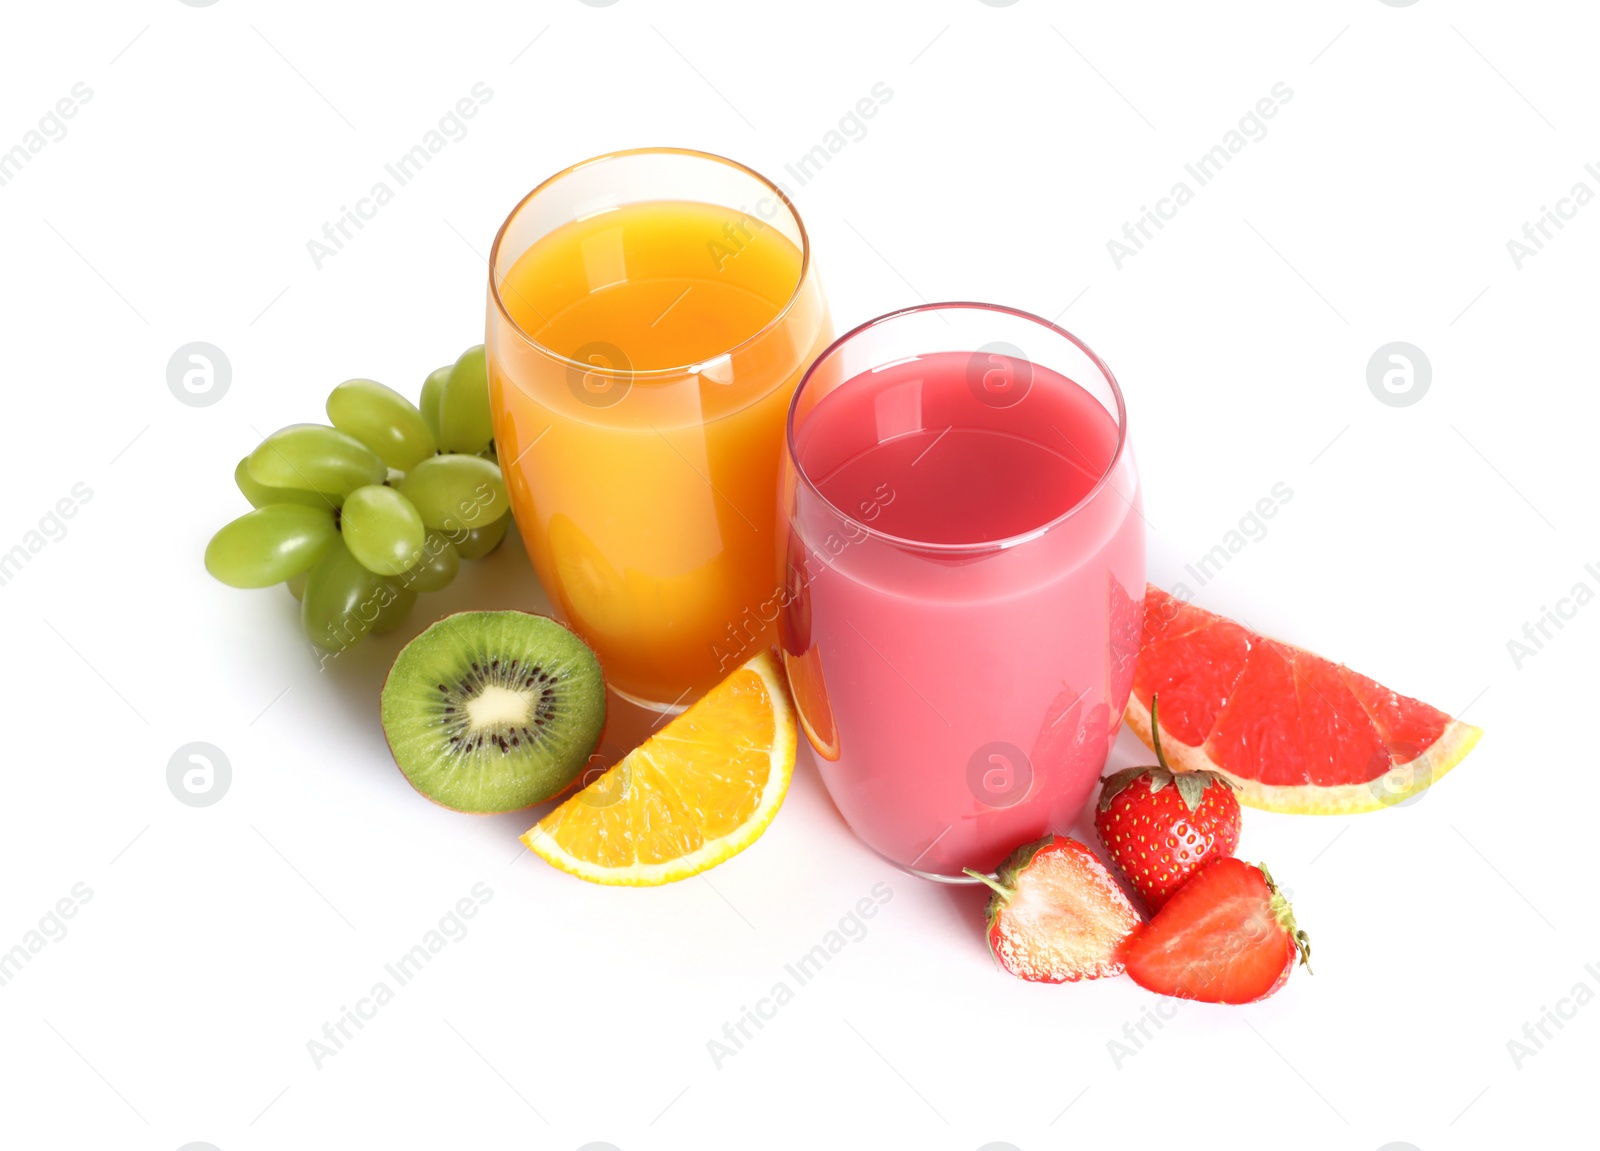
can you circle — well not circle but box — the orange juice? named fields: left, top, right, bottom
left=488, top=183, right=829, bottom=708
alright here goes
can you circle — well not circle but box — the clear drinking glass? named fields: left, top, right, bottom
left=778, top=303, right=1144, bottom=879
left=487, top=149, right=830, bottom=712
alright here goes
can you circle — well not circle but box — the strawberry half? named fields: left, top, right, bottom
left=1121, top=857, right=1312, bottom=1004
left=1095, top=695, right=1241, bottom=910
left=964, top=835, right=1141, bottom=983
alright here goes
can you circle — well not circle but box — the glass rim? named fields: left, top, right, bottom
left=784, top=301, right=1131, bottom=556
left=487, top=147, right=814, bottom=380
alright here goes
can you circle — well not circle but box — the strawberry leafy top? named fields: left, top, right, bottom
left=1099, top=693, right=1238, bottom=813
left=1259, top=863, right=1313, bottom=973
left=963, top=834, right=1056, bottom=910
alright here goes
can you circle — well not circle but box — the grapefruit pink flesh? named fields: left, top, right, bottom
left=1126, top=586, right=1481, bottom=814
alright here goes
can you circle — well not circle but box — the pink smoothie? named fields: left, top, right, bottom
left=781, top=349, right=1144, bottom=877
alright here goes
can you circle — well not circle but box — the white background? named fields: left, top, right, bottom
left=0, top=1, right=1594, bottom=1148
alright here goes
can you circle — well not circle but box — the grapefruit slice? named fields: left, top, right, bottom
left=1125, top=586, right=1481, bottom=814
left=523, top=650, right=796, bottom=885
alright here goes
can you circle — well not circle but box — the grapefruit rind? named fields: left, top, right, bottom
left=522, top=650, right=797, bottom=885
left=1125, top=693, right=1482, bottom=815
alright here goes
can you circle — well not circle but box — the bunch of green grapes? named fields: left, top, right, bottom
left=204, top=345, right=514, bottom=652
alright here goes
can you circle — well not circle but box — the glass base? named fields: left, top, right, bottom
left=891, top=861, right=989, bottom=885
left=583, top=684, right=696, bottom=774
left=608, top=682, right=692, bottom=718
left=862, top=834, right=991, bottom=885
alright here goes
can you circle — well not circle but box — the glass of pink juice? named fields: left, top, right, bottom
left=778, top=303, right=1144, bottom=880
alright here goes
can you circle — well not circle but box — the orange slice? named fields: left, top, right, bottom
left=522, top=650, right=796, bottom=885
left=782, top=645, right=840, bottom=761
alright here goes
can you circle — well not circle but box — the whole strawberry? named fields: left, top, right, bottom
left=1094, top=694, right=1240, bottom=910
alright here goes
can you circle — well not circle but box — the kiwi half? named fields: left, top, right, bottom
left=381, top=611, right=605, bottom=813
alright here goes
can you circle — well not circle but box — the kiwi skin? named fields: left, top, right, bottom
left=380, top=610, right=606, bottom=814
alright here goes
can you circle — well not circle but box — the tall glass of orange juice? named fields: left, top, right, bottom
left=487, top=149, right=830, bottom=711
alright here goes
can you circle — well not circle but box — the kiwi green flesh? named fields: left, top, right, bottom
left=381, top=611, right=605, bottom=813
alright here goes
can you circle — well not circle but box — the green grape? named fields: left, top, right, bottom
left=453, top=513, right=510, bottom=560
left=247, top=424, right=386, bottom=500
left=399, top=530, right=460, bottom=592
left=286, top=571, right=308, bottom=600
left=396, top=455, right=508, bottom=531
left=205, top=505, right=338, bottom=589
left=326, top=378, right=438, bottom=471
left=233, top=457, right=330, bottom=510
left=371, top=581, right=417, bottom=635
left=438, top=344, right=494, bottom=453
left=419, top=365, right=452, bottom=444
left=301, top=537, right=386, bottom=652
left=340, top=485, right=426, bottom=577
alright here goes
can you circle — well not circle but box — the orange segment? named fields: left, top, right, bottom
left=523, top=650, right=796, bottom=885
left=782, top=644, right=840, bottom=761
